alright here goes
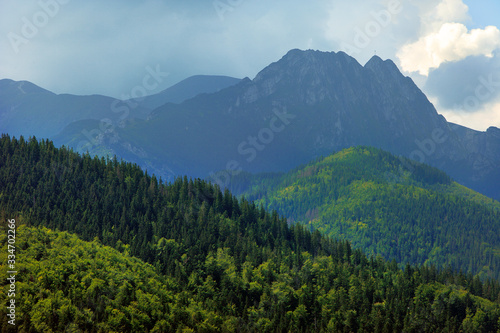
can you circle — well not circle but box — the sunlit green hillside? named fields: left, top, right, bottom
left=241, top=146, right=500, bottom=280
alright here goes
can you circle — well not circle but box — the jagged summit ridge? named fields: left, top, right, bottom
left=2, top=49, right=499, bottom=199
left=248, top=49, right=422, bottom=108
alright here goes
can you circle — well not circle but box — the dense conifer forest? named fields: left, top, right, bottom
left=1, top=135, right=500, bottom=332
left=238, top=147, right=500, bottom=280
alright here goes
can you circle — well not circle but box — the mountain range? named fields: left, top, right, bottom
left=1, top=49, right=499, bottom=201
left=0, top=74, right=241, bottom=141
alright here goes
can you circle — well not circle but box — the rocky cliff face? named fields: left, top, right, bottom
left=448, top=124, right=500, bottom=193
left=214, top=49, right=466, bottom=169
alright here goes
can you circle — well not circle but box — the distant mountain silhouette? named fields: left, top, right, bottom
left=129, top=75, right=242, bottom=109
left=0, top=79, right=150, bottom=139
left=0, top=75, right=241, bottom=140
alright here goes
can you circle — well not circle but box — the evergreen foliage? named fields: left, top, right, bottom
left=240, top=146, right=500, bottom=280
left=1, top=135, right=500, bottom=332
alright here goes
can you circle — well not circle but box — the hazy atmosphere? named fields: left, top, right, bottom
left=1, top=0, right=500, bottom=130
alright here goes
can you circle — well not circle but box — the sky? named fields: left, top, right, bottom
left=1, top=0, right=500, bottom=131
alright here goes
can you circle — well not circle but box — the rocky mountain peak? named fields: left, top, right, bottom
left=249, top=49, right=371, bottom=104
left=254, top=49, right=363, bottom=83
left=364, top=55, right=406, bottom=83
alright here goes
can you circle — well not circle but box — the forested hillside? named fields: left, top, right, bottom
left=1, top=135, right=500, bottom=332
left=0, top=225, right=176, bottom=332
left=239, top=147, right=500, bottom=280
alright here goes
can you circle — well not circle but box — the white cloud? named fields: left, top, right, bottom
left=396, top=0, right=500, bottom=76
left=439, top=100, right=500, bottom=131
left=398, top=23, right=500, bottom=75
left=434, top=0, right=469, bottom=25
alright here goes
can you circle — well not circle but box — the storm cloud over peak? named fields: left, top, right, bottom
left=425, top=54, right=500, bottom=112
left=1, top=0, right=499, bottom=130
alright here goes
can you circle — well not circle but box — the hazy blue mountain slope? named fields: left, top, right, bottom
left=131, top=74, right=242, bottom=109
left=0, top=79, right=150, bottom=139
left=0, top=75, right=240, bottom=143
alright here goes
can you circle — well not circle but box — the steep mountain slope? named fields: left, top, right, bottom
left=130, top=74, right=242, bottom=109
left=88, top=49, right=500, bottom=199
left=2, top=135, right=500, bottom=332
left=239, top=146, right=500, bottom=280
left=449, top=123, right=500, bottom=197
left=49, top=118, right=177, bottom=179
